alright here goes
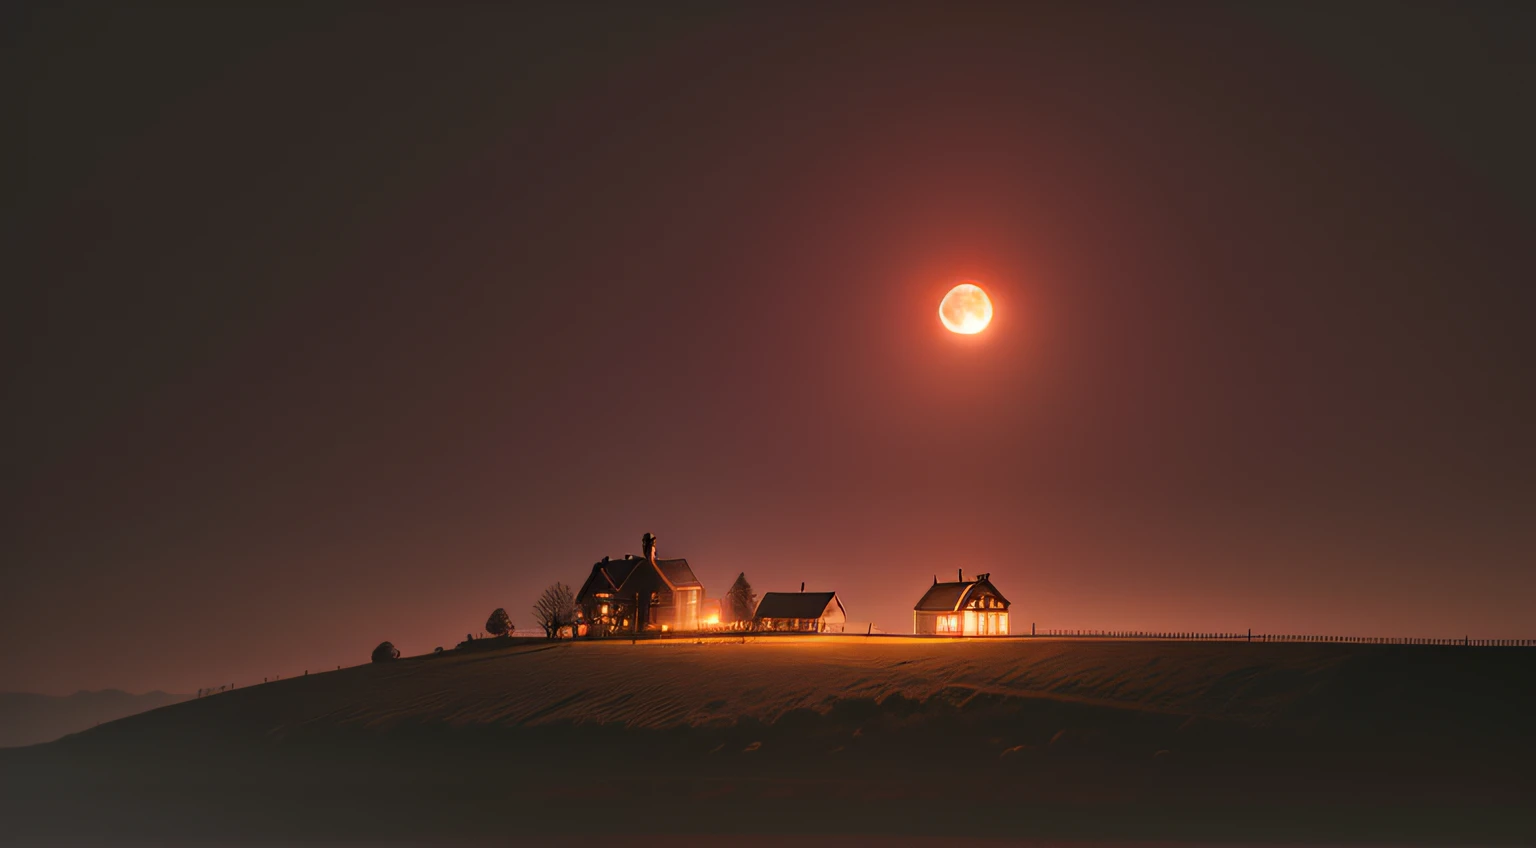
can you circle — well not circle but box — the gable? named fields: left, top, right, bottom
left=576, top=558, right=642, bottom=602
left=654, top=558, right=702, bottom=589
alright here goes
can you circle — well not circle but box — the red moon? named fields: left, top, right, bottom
left=939, top=283, right=993, bottom=334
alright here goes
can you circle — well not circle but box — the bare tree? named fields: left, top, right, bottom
left=725, top=573, right=757, bottom=624
left=485, top=607, right=513, bottom=637
left=532, top=582, right=577, bottom=639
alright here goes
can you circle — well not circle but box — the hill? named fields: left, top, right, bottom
left=0, top=689, right=190, bottom=749
left=2, top=637, right=1532, bottom=843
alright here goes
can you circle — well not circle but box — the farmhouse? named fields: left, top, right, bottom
left=576, top=533, right=704, bottom=635
left=913, top=571, right=1010, bottom=636
left=754, top=588, right=846, bottom=633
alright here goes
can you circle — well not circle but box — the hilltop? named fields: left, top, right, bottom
left=2, top=637, right=1532, bottom=843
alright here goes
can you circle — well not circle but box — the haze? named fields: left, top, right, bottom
left=5, top=2, right=1533, bottom=695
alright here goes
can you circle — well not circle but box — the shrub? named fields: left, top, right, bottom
left=371, top=641, right=401, bottom=663
left=485, top=607, right=513, bottom=637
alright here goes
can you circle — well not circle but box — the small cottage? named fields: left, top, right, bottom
left=913, top=571, right=1010, bottom=636
left=753, top=588, right=846, bottom=633
left=576, top=533, right=705, bottom=635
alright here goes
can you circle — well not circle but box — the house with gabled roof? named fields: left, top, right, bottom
left=576, top=533, right=704, bottom=635
left=753, top=585, right=846, bottom=633
left=913, top=570, right=1010, bottom=636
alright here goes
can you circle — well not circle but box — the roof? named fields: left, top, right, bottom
left=913, top=579, right=1010, bottom=612
left=576, top=557, right=643, bottom=600
left=754, top=591, right=839, bottom=620
left=577, top=555, right=701, bottom=601
left=655, top=557, right=702, bottom=589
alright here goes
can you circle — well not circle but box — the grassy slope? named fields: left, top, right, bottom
left=3, top=637, right=1532, bottom=843
left=0, top=689, right=190, bottom=749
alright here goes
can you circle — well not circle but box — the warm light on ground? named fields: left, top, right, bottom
left=939, top=282, right=993, bottom=334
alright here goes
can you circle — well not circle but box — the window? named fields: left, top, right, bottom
left=936, top=614, right=960, bottom=633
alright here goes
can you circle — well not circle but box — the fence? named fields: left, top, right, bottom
left=1029, top=628, right=1534, bottom=646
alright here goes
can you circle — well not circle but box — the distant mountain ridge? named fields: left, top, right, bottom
left=0, top=689, right=190, bottom=748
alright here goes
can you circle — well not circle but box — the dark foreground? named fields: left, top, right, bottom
left=1, top=639, right=1532, bottom=844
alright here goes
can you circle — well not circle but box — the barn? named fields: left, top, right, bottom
left=753, top=589, right=846, bottom=633
left=913, top=571, right=1010, bottom=636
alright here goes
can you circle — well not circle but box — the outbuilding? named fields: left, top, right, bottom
left=753, top=589, right=846, bottom=633
left=913, top=571, right=1010, bottom=636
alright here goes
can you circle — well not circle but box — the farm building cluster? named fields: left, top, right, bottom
left=570, top=533, right=1012, bottom=637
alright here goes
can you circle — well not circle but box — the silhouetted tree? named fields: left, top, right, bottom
left=485, top=607, right=513, bottom=637
left=725, top=572, right=757, bottom=623
left=371, top=641, right=400, bottom=663
left=533, top=582, right=577, bottom=639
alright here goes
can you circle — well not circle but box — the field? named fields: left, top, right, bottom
left=2, top=636, right=1532, bottom=844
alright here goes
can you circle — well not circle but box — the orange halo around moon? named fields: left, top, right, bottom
left=939, top=282, right=993, bottom=334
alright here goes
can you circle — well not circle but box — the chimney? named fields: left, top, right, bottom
left=800, top=581, right=805, bottom=592
left=642, top=532, right=657, bottom=564
left=933, top=575, right=937, bottom=584
left=602, top=556, right=609, bottom=562
left=958, top=568, right=963, bottom=582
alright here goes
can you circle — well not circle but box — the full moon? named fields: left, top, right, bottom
left=939, top=282, right=993, bottom=334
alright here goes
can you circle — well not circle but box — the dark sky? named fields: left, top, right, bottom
left=6, top=2, right=1533, bottom=695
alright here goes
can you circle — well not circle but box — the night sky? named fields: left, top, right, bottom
left=6, top=2, right=1534, bottom=695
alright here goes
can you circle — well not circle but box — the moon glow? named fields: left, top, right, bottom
left=939, top=283, right=993, bottom=334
